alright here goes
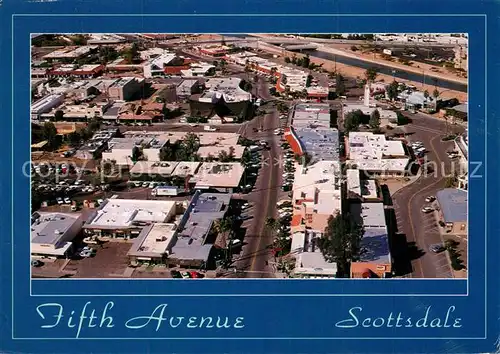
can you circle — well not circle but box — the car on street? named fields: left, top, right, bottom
left=31, top=259, right=42, bottom=267
left=190, top=271, right=202, bottom=278
left=56, top=197, right=63, bottom=205
left=181, top=272, right=191, bottom=278
left=429, top=243, right=446, bottom=253
left=80, top=250, right=94, bottom=258
left=142, top=182, right=150, bottom=187
left=189, top=123, right=198, bottom=127
left=421, top=206, right=433, bottom=213
left=241, top=202, right=250, bottom=210
left=425, top=196, right=436, bottom=203
left=170, top=270, right=182, bottom=278
left=64, top=197, right=71, bottom=204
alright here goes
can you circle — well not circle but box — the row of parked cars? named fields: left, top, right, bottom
left=281, top=147, right=296, bottom=191
left=409, top=140, right=426, bottom=158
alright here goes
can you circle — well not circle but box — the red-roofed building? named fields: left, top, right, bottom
left=48, top=64, right=104, bottom=79
left=284, top=127, right=304, bottom=156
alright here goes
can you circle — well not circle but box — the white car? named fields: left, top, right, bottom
left=425, top=196, right=436, bottom=203
left=56, top=197, right=63, bottom=205
left=189, top=123, right=198, bottom=127
left=64, top=197, right=71, bottom=204
left=421, top=207, right=433, bottom=213
left=241, top=203, right=250, bottom=210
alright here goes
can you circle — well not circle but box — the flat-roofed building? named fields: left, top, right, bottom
left=191, top=162, right=245, bottom=193
left=200, top=78, right=252, bottom=103
left=350, top=202, right=392, bottom=278
left=83, top=199, right=178, bottom=239
left=129, top=161, right=179, bottom=179
left=127, top=223, right=178, bottom=264
left=436, top=188, right=467, bottom=235
left=347, top=132, right=409, bottom=177
left=292, top=103, right=331, bottom=129
left=197, top=145, right=245, bottom=160
left=107, top=77, right=145, bottom=101
left=169, top=191, right=231, bottom=268
left=181, top=62, right=216, bottom=77
left=176, top=79, right=203, bottom=98
left=42, top=46, right=98, bottom=61
left=102, top=136, right=163, bottom=166
left=292, top=161, right=342, bottom=233
left=172, top=161, right=202, bottom=178
left=198, top=132, right=240, bottom=146
left=48, top=64, right=105, bottom=79
left=290, top=231, right=337, bottom=278
left=294, top=127, right=339, bottom=163
left=31, top=94, right=65, bottom=119
left=143, top=52, right=178, bottom=78
left=346, top=169, right=379, bottom=200
left=31, top=212, right=85, bottom=259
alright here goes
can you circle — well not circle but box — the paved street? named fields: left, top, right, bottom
left=391, top=112, right=464, bottom=278
left=231, top=109, right=282, bottom=278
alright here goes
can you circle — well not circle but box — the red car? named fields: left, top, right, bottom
left=190, top=271, right=200, bottom=278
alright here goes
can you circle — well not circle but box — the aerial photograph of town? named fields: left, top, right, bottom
left=30, top=33, right=468, bottom=280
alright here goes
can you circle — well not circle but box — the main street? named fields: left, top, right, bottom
left=392, top=113, right=464, bottom=278
left=231, top=109, right=282, bottom=278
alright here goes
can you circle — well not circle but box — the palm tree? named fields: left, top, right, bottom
left=265, top=217, right=279, bottom=234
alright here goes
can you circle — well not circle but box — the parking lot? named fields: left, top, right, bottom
left=63, top=242, right=132, bottom=278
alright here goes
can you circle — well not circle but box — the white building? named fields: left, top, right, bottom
left=290, top=231, right=337, bottom=278
left=31, top=94, right=65, bottom=119
left=191, top=162, right=245, bottom=193
left=31, top=212, right=85, bottom=259
left=83, top=199, right=178, bottom=239
left=101, top=136, right=167, bottom=166
left=200, top=78, right=252, bottom=103
left=180, top=62, right=216, bottom=77
left=347, top=132, right=409, bottom=177
left=143, top=53, right=177, bottom=78
left=127, top=223, right=178, bottom=263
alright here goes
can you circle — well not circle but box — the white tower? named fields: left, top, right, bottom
left=364, top=83, right=371, bottom=107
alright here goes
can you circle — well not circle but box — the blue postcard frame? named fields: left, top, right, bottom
left=0, top=0, right=498, bottom=353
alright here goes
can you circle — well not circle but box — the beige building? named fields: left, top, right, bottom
left=107, top=77, right=145, bottom=101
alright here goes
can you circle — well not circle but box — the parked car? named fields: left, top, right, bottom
left=56, top=197, right=63, bottom=205
left=190, top=271, right=201, bottom=278
left=170, top=270, right=182, bottom=278
left=425, top=196, right=436, bottom=203
left=429, top=244, right=446, bottom=253
left=31, top=259, right=42, bottom=267
left=64, top=197, right=71, bottom=204
left=421, top=206, right=433, bottom=213
left=181, top=272, right=191, bottom=278
left=241, top=203, right=250, bottom=210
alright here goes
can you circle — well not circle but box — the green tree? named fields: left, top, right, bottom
left=41, top=122, right=58, bottom=149
left=213, top=217, right=234, bottom=235
left=396, top=111, right=409, bottom=126
left=335, top=73, right=345, bottom=96
left=344, top=110, right=363, bottom=133
left=284, top=57, right=291, bottom=64
left=369, top=109, right=381, bottom=131
left=444, top=175, right=458, bottom=188
left=386, top=81, right=399, bottom=101
left=159, top=144, right=175, bottom=161
left=265, top=217, right=280, bottom=233
left=317, top=212, right=364, bottom=277
left=432, top=88, right=440, bottom=101
left=67, top=131, right=81, bottom=147
left=131, top=146, right=141, bottom=162
left=54, top=110, right=65, bottom=121
left=365, top=67, right=378, bottom=82
left=302, top=54, right=310, bottom=68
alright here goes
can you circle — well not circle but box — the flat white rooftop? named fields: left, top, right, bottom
left=294, top=252, right=337, bottom=276
left=85, top=199, right=176, bottom=229
left=293, top=160, right=342, bottom=201
left=198, top=132, right=240, bottom=146
left=172, top=161, right=201, bottom=177
left=201, top=77, right=251, bottom=103
left=192, top=162, right=245, bottom=188
left=197, top=145, right=245, bottom=159
left=129, top=161, right=179, bottom=176
left=128, top=223, right=177, bottom=258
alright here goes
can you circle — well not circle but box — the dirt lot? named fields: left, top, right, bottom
left=63, top=242, right=132, bottom=278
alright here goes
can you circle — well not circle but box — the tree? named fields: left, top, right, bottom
left=302, top=54, right=310, bottom=68
left=396, top=111, right=409, bottom=126
left=344, top=110, right=364, bottom=133
left=432, top=88, right=440, bottom=101
left=365, top=67, right=378, bottom=82
left=444, top=175, right=458, bottom=188
left=369, top=110, right=381, bottom=131
left=54, top=110, right=64, bottom=121
left=131, top=146, right=141, bottom=162
left=213, top=217, right=234, bottom=236
left=41, top=122, right=58, bottom=149
left=423, top=90, right=430, bottom=100
left=317, top=212, right=364, bottom=277
left=67, top=131, right=81, bottom=147
left=335, top=73, right=345, bottom=96
left=88, top=117, right=101, bottom=132
left=265, top=217, right=280, bottom=233
left=386, top=81, right=399, bottom=101
left=159, top=144, right=174, bottom=161
left=284, top=57, right=291, bottom=64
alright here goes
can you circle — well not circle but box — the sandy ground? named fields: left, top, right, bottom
left=323, top=43, right=467, bottom=83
